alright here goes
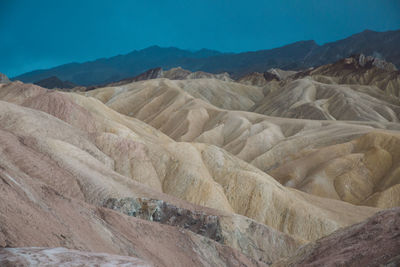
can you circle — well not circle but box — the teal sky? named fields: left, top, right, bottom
left=1, top=0, right=399, bottom=77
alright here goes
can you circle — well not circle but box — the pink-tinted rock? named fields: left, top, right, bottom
left=0, top=247, right=151, bottom=267
left=275, top=208, right=400, bottom=267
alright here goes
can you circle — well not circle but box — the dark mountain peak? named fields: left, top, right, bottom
left=192, top=48, right=223, bottom=58
left=146, top=45, right=161, bottom=49
left=361, top=29, right=376, bottom=34
left=283, top=39, right=318, bottom=48
left=299, top=40, right=318, bottom=45
left=140, top=45, right=191, bottom=54
left=34, top=76, right=76, bottom=89
left=37, top=75, right=62, bottom=83
left=245, top=40, right=318, bottom=56
left=303, top=29, right=400, bottom=68
left=197, top=48, right=216, bottom=52
left=140, top=45, right=163, bottom=52
left=346, top=28, right=398, bottom=40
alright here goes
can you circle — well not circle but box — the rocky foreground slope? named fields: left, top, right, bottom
left=1, top=57, right=400, bottom=266
left=3, top=207, right=399, bottom=267
left=273, top=207, right=400, bottom=267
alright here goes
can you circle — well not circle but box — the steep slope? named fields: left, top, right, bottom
left=274, top=208, right=400, bottom=267
left=13, top=29, right=400, bottom=85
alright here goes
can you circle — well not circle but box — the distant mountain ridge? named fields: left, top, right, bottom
left=13, top=29, right=400, bottom=86
left=34, top=76, right=76, bottom=89
left=13, top=46, right=227, bottom=86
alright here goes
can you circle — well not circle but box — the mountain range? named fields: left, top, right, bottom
left=2, top=50, right=400, bottom=265
left=13, top=29, right=400, bottom=86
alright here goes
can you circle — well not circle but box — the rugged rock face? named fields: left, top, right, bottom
left=103, top=196, right=303, bottom=264
left=274, top=208, right=400, bottom=267
left=356, top=54, right=397, bottom=71
left=104, top=197, right=224, bottom=242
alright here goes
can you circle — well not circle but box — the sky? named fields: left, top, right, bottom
left=1, top=0, right=400, bottom=77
